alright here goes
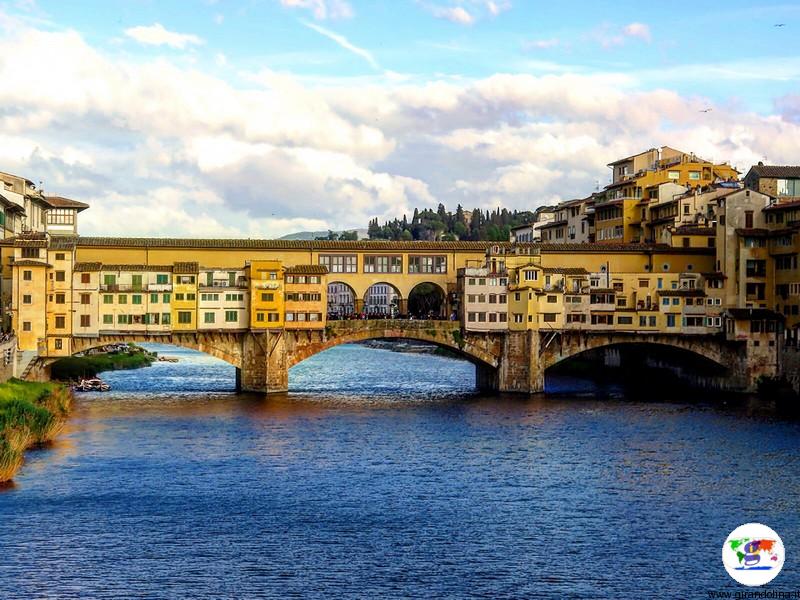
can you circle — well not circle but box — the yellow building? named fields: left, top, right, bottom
left=283, top=265, right=328, bottom=329
left=171, top=262, right=198, bottom=331
left=249, top=260, right=284, bottom=328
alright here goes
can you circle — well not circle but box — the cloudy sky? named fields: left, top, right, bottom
left=1, top=0, right=799, bottom=238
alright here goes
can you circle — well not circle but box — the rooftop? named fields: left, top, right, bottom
left=42, top=195, right=90, bottom=212
left=284, top=265, right=329, bottom=275
left=746, top=164, right=800, bottom=179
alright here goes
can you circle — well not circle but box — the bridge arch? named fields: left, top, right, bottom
left=363, top=282, right=402, bottom=318
left=542, top=332, right=733, bottom=375
left=327, top=281, right=356, bottom=318
left=68, top=333, right=245, bottom=369
left=285, top=321, right=503, bottom=376
left=408, top=282, right=447, bottom=318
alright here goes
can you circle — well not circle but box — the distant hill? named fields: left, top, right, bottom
left=279, top=229, right=368, bottom=241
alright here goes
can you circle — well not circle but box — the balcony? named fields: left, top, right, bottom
left=254, top=281, right=281, bottom=290
left=148, top=283, right=173, bottom=292
left=100, top=284, right=144, bottom=292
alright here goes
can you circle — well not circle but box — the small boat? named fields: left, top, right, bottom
left=157, top=356, right=179, bottom=362
left=72, top=378, right=111, bottom=392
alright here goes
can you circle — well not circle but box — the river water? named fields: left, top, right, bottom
left=1, top=343, right=799, bottom=599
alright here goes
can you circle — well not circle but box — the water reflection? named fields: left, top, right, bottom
left=0, top=344, right=799, bottom=598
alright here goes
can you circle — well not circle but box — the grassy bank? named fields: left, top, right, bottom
left=50, top=346, right=155, bottom=380
left=0, top=379, right=72, bottom=482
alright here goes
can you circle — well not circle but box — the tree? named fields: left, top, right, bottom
left=400, top=228, right=412, bottom=241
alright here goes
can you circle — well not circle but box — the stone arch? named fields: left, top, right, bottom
left=67, top=332, right=244, bottom=369
left=363, top=282, right=402, bottom=318
left=327, top=281, right=357, bottom=318
left=285, top=321, right=503, bottom=374
left=408, top=282, right=448, bottom=318
left=542, top=332, right=732, bottom=374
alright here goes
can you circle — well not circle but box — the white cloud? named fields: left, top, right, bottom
left=622, top=22, right=651, bottom=42
left=1, top=21, right=798, bottom=238
left=485, top=1, right=511, bottom=16
left=432, top=6, right=475, bottom=25
left=124, top=23, right=203, bottom=49
left=524, top=38, right=559, bottom=50
left=279, top=0, right=353, bottom=20
left=303, top=22, right=379, bottom=70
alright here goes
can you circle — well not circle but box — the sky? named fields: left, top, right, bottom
left=0, top=0, right=799, bottom=238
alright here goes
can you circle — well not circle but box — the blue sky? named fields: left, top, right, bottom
left=0, top=0, right=799, bottom=236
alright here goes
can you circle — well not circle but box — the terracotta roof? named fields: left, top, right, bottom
left=73, top=262, right=102, bottom=272
left=68, top=237, right=502, bottom=251
left=100, top=264, right=174, bottom=272
left=746, top=165, right=800, bottom=179
left=672, top=226, right=715, bottom=236
left=541, top=267, right=589, bottom=275
left=174, top=262, right=199, bottom=274
left=284, top=265, right=329, bottom=275
left=725, top=308, right=784, bottom=321
left=736, top=228, right=769, bottom=237
left=538, top=219, right=568, bottom=229
left=657, top=289, right=705, bottom=297
left=11, top=259, right=50, bottom=267
left=14, top=239, right=48, bottom=247
left=764, top=199, right=800, bottom=211
left=42, top=195, right=90, bottom=211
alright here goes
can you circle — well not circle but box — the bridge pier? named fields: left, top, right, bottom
left=496, top=330, right=545, bottom=394
left=239, top=331, right=289, bottom=394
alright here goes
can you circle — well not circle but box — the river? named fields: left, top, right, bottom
left=1, top=343, right=799, bottom=598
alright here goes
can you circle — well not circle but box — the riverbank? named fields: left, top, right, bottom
left=50, top=345, right=156, bottom=381
left=0, top=379, right=72, bottom=482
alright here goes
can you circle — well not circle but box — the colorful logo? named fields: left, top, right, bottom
left=722, top=523, right=784, bottom=586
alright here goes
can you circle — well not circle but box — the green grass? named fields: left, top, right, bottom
left=0, top=379, right=72, bottom=482
left=50, top=349, right=155, bottom=380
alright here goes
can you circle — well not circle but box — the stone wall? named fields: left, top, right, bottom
left=781, top=346, right=800, bottom=395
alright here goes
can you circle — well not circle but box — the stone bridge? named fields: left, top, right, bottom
left=27, top=321, right=760, bottom=393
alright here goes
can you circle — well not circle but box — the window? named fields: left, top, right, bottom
left=524, top=270, right=538, bottom=281
left=267, top=313, right=280, bottom=322
left=23, top=270, right=32, bottom=281
left=261, top=293, right=274, bottom=302
left=46, top=208, right=75, bottom=225
left=745, top=210, right=753, bottom=229
left=53, top=293, right=65, bottom=304
left=22, top=294, right=31, bottom=304
left=175, top=294, right=184, bottom=301
left=638, top=279, right=648, bottom=288
left=547, top=295, right=557, bottom=303
left=543, top=313, right=556, bottom=323
left=617, top=316, right=633, bottom=325
left=286, top=312, right=295, bottom=322
left=364, top=255, right=402, bottom=273
left=225, top=293, right=243, bottom=302
left=151, top=293, right=159, bottom=303
left=132, top=295, right=142, bottom=305
left=156, top=274, right=169, bottom=284
left=672, top=298, right=680, bottom=305
left=256, top=313, right=265, bottom=322
left=118, top=314, right=129, bottom=325
left=186, top=294, right=196, bottom=301
left=178, top=311, right=192, bottom=324
left=132, top=275, right=143, bottom=290
left=162, top=313, right=171, bottom=325
left=81, top=273, right=91, bottom=284
left=177, top=275, right=195, bottom=284
left=55, top=316, right=65, bottom=329
left=103, top=294, right=113, bottom=304
left=80, top=315, right=91, bottom=327
left=682, top=238, right=690, bottom=248
left=689, top=171, right=700, bottom=180
left=163, top=294, right=170, bottom=303
left=225, top=310, right=238, bottom=323
left=80, top=293, right=90, bottom=305
left=204, top=312, right=215, bottom=324
left=54, top=339, right=63, bottom=350
left=103, top=274, right=116, bottom=286
left=513, top=314, right=523, bottom=323
left=408, top=256, right=447, bottom=274
left=777, top=179, right=800, bottom=196
left=55, top=253, right=65, bottom=261
left=103, top=315, right=113, bottom=324
left=666, top=314, right=676, bottom=327
left=21, top=247, right=39, bottom=258
left=118, top=295, right=127, bottom=304
left=320, top=255, right=357, bottom=273
left=22, top=321, right=31, bottom=331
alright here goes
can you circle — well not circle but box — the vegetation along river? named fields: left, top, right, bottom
left=1, top=343, right=799, bottom=598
